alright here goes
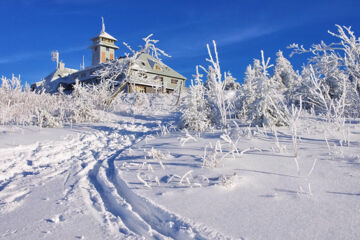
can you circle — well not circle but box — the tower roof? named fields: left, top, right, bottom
left=95, top=31, right=117, bottom=41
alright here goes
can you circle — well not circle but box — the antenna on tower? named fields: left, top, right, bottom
left=101, top=17, right=105, bottom=32
left=80, top=55, right=85, bottom=70
left=51, top=50, right=59, bottom=69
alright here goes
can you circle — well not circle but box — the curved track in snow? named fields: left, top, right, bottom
left=0, top=113, right=230, bottom=240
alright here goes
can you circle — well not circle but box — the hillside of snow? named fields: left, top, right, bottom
left=1, top=95, right=359, bottom=239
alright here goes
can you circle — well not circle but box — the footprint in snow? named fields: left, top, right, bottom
left=45, top=214, right=65, bottom=224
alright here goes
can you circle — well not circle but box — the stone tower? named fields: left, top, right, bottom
left=89, top=17, right=119, bottom=66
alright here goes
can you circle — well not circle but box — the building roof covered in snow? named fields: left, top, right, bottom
left=132, top=52, right=186, bottom=80
left=92, top=31, right=117, bottom=42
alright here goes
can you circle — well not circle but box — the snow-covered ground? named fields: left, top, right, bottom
left=1, top=104, right=360, bottom=239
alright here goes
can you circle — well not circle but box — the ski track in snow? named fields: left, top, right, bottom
left=0, top=114, right=231, bottom=240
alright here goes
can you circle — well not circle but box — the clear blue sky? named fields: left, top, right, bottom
left=1, top=0, right=360, bottom=86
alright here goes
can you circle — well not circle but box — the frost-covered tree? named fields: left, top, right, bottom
left=236, top=61, right=258, bottom=120
left=181, top=41, right=240, bottom=130
left=201, top=41, right=239, bottom=127
left=240, top=51, right=288, bottom=126
left=202, top=41, right=228, bottom=126
left=180, top=67, right=211, bottom=132
left=289, top=25, right=360, bottom=118
left=272, top=50, right=301, bottom=105
left=223, top=72, right=240, bottom=90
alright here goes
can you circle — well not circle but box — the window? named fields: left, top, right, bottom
left=171, top=79, right=178, bottom=84
left=106, top=47, right=109, bottom=51
left=135, top=85, right=146, bottom=93
left=154, top=76, right=163, bottom=82
left=138, top=72, right=147, bottom=79
left=155, top=64, right=161, bottom=71
left=81, top=72, right=86, bottom=78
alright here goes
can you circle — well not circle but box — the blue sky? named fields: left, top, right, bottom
left=1, top=0, right=360, bottom=86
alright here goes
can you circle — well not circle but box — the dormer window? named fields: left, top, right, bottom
left=155, top=64, right=161, bottom=71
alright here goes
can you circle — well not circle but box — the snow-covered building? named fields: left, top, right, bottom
left=31, top=18, right=186, bottom=94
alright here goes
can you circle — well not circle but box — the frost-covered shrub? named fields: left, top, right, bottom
left=111, top=92, right=178, bottom=116
left=0, top=75, right=68, bottom=127
left=69, top=80, right=99, bottom=123
left=134, top=92, right=150, bottom=107
left=0, top=75, right=110, bottom=127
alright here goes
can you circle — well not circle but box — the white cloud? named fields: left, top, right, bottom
left=168, top=23, right=287, bottom=59
left=0, top=46, right=86, bottom=64
left=0, top=51, right=45, bottom=64
left=219, top=24, right=285, bottom=45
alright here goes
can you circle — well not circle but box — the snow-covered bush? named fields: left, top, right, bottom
left=202, top=141, right=223, bottom=168
left=0, top=75, right=67, bottom=127
left=69, top=80, right=99, bottom=123
left=0, top=75, right=112, bottom=127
